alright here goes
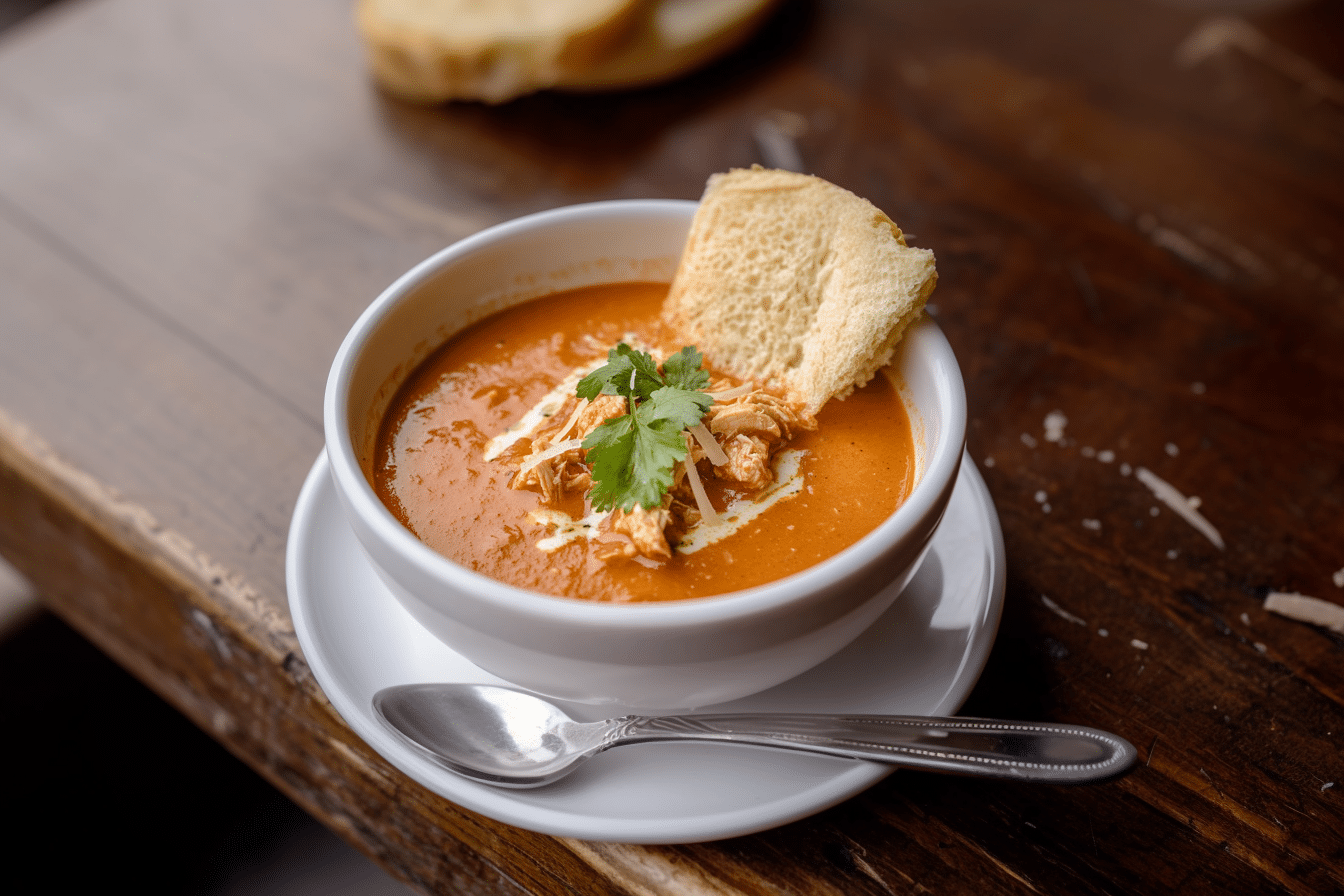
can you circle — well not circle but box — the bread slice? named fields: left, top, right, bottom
left=356, top=0, right=647, bottom=104
left=663, top=167, right=937, bottom=415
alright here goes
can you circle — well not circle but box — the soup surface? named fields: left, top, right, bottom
left=372, top=282, right=917, bottom=602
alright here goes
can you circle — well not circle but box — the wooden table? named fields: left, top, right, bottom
left=2, top=0, right=1341, bottom=892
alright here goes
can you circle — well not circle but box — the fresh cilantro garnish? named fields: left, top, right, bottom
left=577, top=344, right=712, bottom=511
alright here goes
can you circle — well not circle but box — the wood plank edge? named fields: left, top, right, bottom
left=0, top=406, right=641, bottom=896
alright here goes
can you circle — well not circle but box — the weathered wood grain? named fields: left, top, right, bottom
left=1, top=0, right=1340, bottom=893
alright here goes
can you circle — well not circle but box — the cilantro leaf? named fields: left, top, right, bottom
left=661, top=346, right=711, bottom=393
left=623, top=348, right=666, bottom=401
left=576, top=343, right=664, bottom=403
left=578, top=343, right=714, bottom=512
left=643, top=384, right=712, bottom=431
left=583, top=415, right=636, bottom=511
left=575, top=351, right=632, bottom=401
left=624, top=406, right=688, bottom=510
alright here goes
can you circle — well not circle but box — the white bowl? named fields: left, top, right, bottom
left=324, top=199, right=966, bottom=711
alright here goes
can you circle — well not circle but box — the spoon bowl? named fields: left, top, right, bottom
left=373, top=683, right=1139, bottom=789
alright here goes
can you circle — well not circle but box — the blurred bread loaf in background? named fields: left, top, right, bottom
left=557, top=0, right=781, bottom=93
left=356, top=0, right=646, bottom=103
left=357, top=0, right=781, bottom=104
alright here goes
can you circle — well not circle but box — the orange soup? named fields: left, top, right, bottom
left=372, top=282, right=917, bottom=602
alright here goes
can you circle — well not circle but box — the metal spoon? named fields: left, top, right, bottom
left=372, top=683, right=1138, bottom=788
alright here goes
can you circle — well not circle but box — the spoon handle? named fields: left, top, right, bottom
left=612, top=713, right=1137, bottom=783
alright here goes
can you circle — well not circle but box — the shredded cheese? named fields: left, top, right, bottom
left=681, top=439, right=720, bottom=527
left=483, top=336, right=650, bottom=461
left=688, top=421, right=730, bottom=467
left=516, top=438, right=584, bottom=476
left=1264, top=592, right=1344, bottom=633
left=1135, top=467, right=1225, bottom=550
left=483, top=363, right=592, bottom=461
left=677, top=450, right=805, bottom=555
left=708, top=383, right=752, bottom=401
left=1041, top=594, right=1087, bottom=626
left=550, top=397, right=591, bottom=443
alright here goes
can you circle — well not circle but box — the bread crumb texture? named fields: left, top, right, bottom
left=664, top=167, right=937, bottom=415
left=356, top=0, right=646, bottom=103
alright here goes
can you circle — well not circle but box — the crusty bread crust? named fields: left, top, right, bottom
left=356, top=0, right=647, bottom=104
left=664, top=167, right=937, bottom=415
left=557, top=0, right=780, bottom=93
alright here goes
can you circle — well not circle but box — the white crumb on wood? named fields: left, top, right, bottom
left=1148, top=223, right=1231, bottom=279
left=1041, top=595, right=1087, bottom=626
left=1264, top=592, right=1344, bottom=633
left=1324, top=782, right=1335, bottom=792
left=1240, top=612, right=1250, bottom=625
left=191, top=609, right=233, bottom=662
left=1044, top=410, right=1067, bottom=442
left=1176, top=16, right=1344, bottom=107
left=1334, top=567, right=1344, bottom=588
left=1136, top=467, right=1226, bottom=549
left=1098, top=449, right=1115, bottom=463
left=1081, top=446, right=1096, bottom=458
left=983, top=456, right=995, bottom=468
left=1083, top=519, right=1102, bottom=531
left=1131, top=639, right=1149, bottom=650
left=1035, top=490, right=1048, bottom=503
left=1021, top=432, right=1038, bottom=448
left=1120, top=462, right=1132, bottom=476
left=1165, top=442, right=1180, bottom=457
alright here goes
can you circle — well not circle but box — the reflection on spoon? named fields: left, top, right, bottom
left=373, top=683, right=1139, bottom=789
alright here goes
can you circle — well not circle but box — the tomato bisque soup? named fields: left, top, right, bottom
left=372, top=282, right=917, bottom=603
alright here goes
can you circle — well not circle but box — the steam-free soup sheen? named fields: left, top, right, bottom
left=373, top=282, right=916, bottom=602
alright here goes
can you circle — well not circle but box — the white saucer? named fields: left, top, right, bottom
left=286, top=452, right=1005, bottom=844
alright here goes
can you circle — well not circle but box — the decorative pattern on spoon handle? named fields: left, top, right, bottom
left=613, top=714, right=1137, bottom=783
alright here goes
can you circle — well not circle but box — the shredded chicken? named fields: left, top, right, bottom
left=708, top=391, right=815, bottom=441
left=573, top=394, right=627, bottom=440
left=610, top=505, right=674, bottom=559
left=509, top=394, right=625, bottom=500
left=709, top=404, right=781, bottom=441
left=503, top=369, right=814, bottom=564
left=705, top=390, right=816, bottom=487
left=509, top=439, right=583, bottom=502
left=719, top=434, right=774, bottom=491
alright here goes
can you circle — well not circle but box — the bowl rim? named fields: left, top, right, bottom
left=324, top=199, right=966, bottom=631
